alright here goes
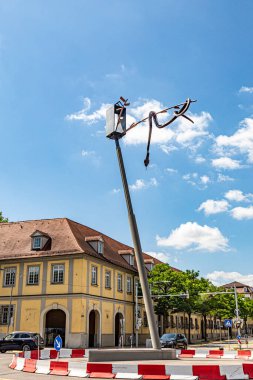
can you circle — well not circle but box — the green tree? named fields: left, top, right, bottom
left=175, top=270, right=211, bottom=343
left=149, top=264, right=211, bottom=343
left=148, top=264, right=186, bottom=333
left=0, top=211, right=8, bottom=223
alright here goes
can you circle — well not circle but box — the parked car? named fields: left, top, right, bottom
left=160, top=333, right=188, bottom=349
left=0, top=331, right=45, bottom=352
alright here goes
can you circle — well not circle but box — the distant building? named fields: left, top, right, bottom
left=222, top=281, right=253, bottom=299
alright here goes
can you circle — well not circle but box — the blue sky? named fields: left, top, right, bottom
left=1, top=0, right=253, bottom=286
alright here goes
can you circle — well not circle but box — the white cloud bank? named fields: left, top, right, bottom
left=156, top=222, right=229, bottom=252
left=207, top=270, right=253, bottom=287
left=198, top=200, right=229, bottom=215
left=215, top=117, right=253, bottom=164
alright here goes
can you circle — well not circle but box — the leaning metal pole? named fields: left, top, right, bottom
left=115, top=137, right=161, bottom=349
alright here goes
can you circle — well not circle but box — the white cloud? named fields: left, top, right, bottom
left=207, top=271, right=253, bottom=287
left=156, top=222, right=229, bottom=252
left=66, top=97, right=110, bottom=124
left=111, top=188, right=121, bottom=194
left=224, top=189, right=253, bottom=202
left=198, top=199, right=229, bottom=215
left=165, top=168, right=178, bottom=174
left=195, top=155, right=206, bottom=164
left=160, top=145, right=178, bottom=155
left=230, top=206, right=253, bottom=220
left=211, top=157, right=242, bottom=170
left=200, top=175, right=210, bottom=185
left=81, top=149, right=96, bottom=157
left=215, top=118, right=253, bottom=163
left=129, top=177, right=158, bottom=191
left=182, top=172, right=211, bottom=188
left=146, top=251, right=171, bottom=264
left=217, top=173, right=235, bottom=182
left=239, top=86, right=253, bottom=94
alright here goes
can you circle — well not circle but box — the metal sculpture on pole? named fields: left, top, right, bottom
left=106, top=96, right=195, bottom=350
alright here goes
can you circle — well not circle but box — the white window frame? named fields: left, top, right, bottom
left=3, top=268, right=16, bottom=287
left=27, top=266, right=40, bottom=285
left=33, top=236, right=42, bottom=249
left=117, top=273, right=123, bottom=292
left=91, top=266, right=98, bottom=285
left=105, top=270, right=111, bottom=288
left=52, top=264, right=64, bottom=284
left=127, top=276, right=132, bottom=293
left=97, top=241, right=104, bottom=254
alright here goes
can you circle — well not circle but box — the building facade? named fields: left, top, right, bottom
left=0, top=218, right=230, bottom=348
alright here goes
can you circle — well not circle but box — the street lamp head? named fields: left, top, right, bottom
left=106, top=97, right=129, bottom=140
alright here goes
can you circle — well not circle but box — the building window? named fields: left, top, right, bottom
left=33, top=237, right=42, bottom=249
left=127, top=277, right=132, bottom=293
left=117, top=273, right=122, bottom=292
left=143, top=311, right=148, bottom=327
left=4, top=268, right=16, bottom=287
left=27, top=266, right=39, bottom=285
left=52, top=264, right=64, bottom=284
left=91, top=266, right=98, bottom=285
left=98, top=241, right=104, bottom=254
left=0, top=305, right=14, bottom=325
left=105, top=270, right=111, bottom=288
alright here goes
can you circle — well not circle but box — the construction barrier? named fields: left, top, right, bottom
left=50, top=360, right=69, bottom=376
left=9, top=358, right=253, bottom=379
left=16, top=347, right=87, bottom=359
left=87, top=363, right=115, bottom=378
left=23, top=358, right=37, bottom=373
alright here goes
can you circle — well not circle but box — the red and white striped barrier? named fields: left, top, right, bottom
left=10, top=357, right=253, bottom=379
left=16, top=348, right=86, bottom=359
left=177, top=349, right=253, bottom=360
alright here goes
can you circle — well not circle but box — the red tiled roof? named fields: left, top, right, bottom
left=223, top=281, right=252, bottom=289
left=0, top=218, right=180, bottom=273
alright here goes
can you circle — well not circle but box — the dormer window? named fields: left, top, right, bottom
left=144, top=259, right=154, bottom=271
left=33, top=237, right=42, bottom=249
left=85, top=236, right=104, bottom=255
left=31, top=230, right=51, bottom=251
left=118, top=249, right=134, bottom=265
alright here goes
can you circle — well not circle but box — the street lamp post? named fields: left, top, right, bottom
left=106, top=97, right=195, bottom=350
left=115, top=137, right=161, bottom=349
left=106, top=99, right=161, bottom=349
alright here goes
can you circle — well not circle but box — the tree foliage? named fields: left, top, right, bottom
left=148, top=263, right=253, bottom=341
left=0, top=211, right=8, bottom=223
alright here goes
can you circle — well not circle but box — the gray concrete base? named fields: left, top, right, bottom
left=88, top=348, right=177, bottom=362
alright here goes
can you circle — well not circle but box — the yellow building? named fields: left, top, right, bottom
left=0, top=217, right=231, bottom=348
left=0, top=218, right=165, bottom=348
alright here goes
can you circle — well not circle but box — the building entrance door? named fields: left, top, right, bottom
left=115, top=312, right=124, bottom=346
left=45, top=309, right=66, bottom=347
left=89, top=310, right=100, bottom=347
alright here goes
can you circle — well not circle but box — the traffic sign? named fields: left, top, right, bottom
left=237, top=335, right=241, bottom=340
left=54, top=335, right=62, bottom=351
left=224, top=319, right=232, bottom=328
